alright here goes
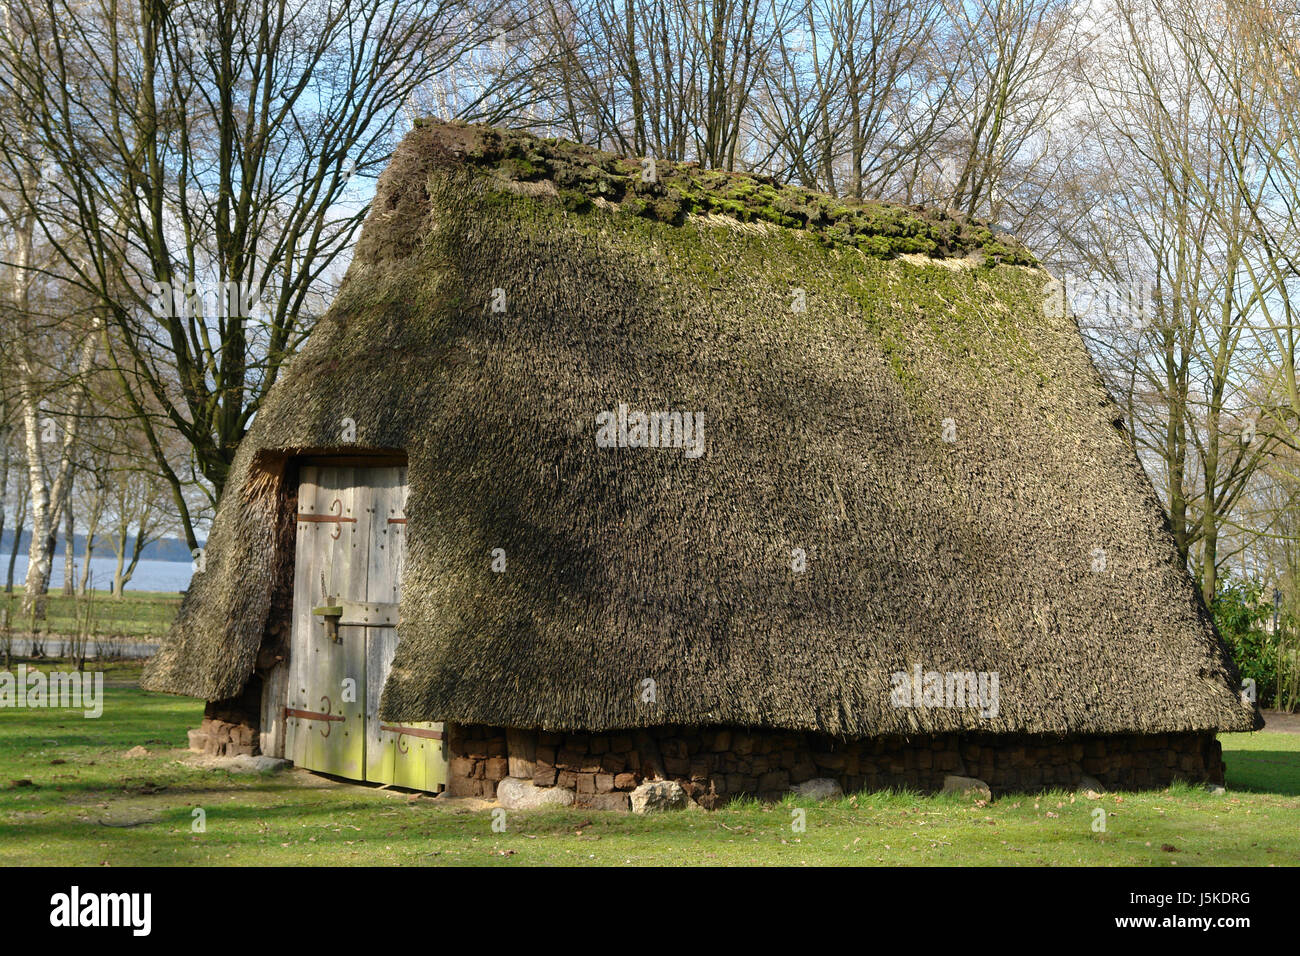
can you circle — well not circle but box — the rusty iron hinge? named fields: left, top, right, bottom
left=285, top=698, right=346, bottom=738
left=296, top=498, right=357, bottom=539
left=379, top=723, right=444, bottom=753
left=379, top=724, right=443, bottom=741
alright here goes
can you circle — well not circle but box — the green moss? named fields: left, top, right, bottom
left=620, top=196, right=651, bottom=218
left=857, top=234, right=895, bottom=257
left=498, top=157, right=545, bottom=181
left=432, top=121, right=1038, bottom=265
left=651, top=194, right=686, bottom=225
left=459, top=168, right=1050, bottom=420
left=558, top=189, right=593, bottom=213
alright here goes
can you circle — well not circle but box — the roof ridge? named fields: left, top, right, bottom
left=414, top=119, right=1037, bottom=265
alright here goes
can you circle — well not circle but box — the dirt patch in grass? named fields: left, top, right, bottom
left=1261, top=710, right=1300, bottom=734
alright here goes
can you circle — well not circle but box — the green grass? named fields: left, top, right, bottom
left=0, top=661, right=1296, bottom=866
left=1, top=590, right=181, bottom=641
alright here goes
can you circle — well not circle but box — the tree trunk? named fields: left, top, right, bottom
left=78, top=540, right=95, bottom=595
left=624, top=0, right=646, bottom=157
left=77, top=484, right=105, bottom=596
left=19, top=322, right=98, bottom=621
left=62, top=485, right=75, bottom=596
left=18, top=377, right=53, bottom=622
left=118, top=520, right=149, bottom=593
left=0, top=436, right=8, bottom=584
left=4, top=490, right=23, bottom=593
left=112, top=521, right=128, bottom=599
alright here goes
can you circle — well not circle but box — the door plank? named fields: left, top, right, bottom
left=366, top=467, right=447, bottom=791
left=259, top=663, right=288, bottom=758
left=333, top=469, right=369, bottom=780
left=293, top=466, right=366, bottom=780
left=285, top=466, right=320, bottom=768
left=365, top=467, right=403, bottom=785
left=302, top=465, right=337, bottom=774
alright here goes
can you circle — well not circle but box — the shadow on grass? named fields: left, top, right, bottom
left=1224, top=750, right=1300, bottom=796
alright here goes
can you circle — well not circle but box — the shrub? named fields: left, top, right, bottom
left=1213, top=576, right=1293, bottom=709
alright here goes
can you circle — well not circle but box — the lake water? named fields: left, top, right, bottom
left=0, top=554, right=192, bottom=594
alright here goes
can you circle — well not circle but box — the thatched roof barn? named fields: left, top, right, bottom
left=143, top=121, right=1258, bottom=805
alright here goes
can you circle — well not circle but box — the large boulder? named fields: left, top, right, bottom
left=1078, top=774, right=1107, bottom=796
left=185, top=753, right=290, bottom=773
left=630, top=780, right=687, bottom=813
left=942, top=775, right=992, bottom=800
left=496, top=777, right=575, bottom=809
left=790, top=778, right=843, bottom=800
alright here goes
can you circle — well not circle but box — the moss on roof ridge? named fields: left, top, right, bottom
left=416, top=119, right=1036, bottom=265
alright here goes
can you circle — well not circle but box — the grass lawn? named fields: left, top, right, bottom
left=2, top=590, right=181, bottom=641
left=0, top=661, right=1297, bottom=866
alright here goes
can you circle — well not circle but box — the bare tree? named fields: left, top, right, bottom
left=1066, top=0, right=1277, bottom=602
left=751, top=0, right=952, bottom=196
left=526, top=0, right=792, bottom=168
left=0, top=0, right=504, bottom=550
left=4, top=463, right=27, bottom=594
left=75, top=468, right=106, bottom=595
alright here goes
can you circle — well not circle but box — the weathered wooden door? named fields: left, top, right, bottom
left=284, top=464, right=447, bottom=791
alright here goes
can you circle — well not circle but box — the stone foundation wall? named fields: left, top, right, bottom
left=188, top=679, right=263, bottom=757
left=446, top=724, right=1225, bottom=809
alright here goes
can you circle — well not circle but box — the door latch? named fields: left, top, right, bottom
left=312, top=601, right=344, bottom=643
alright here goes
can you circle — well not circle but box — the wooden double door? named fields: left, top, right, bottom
left=283, top=464, right=447, bottom=791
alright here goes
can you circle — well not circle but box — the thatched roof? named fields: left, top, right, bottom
left=142, top=121, right=1260, bottom=737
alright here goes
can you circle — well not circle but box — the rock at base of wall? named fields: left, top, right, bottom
left=583, top=792, right=631, bottom=812
left=942, top=775, right=992, bottom=800
left=1078, top=774, right=1107, bottom=795
left=188, top=717, right=258, bottom=757
left=447, top=723, right=1227, bottom=807
left=630, top=779, right=688, bottom=813
left=185, top=753, right=290, bottom=773
left=790, top=778, right=844, bottom=800
left=496, top=776, right=576, bottom=809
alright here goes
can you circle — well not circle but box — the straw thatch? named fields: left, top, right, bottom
left=142, top=120, right=1260, bottom=737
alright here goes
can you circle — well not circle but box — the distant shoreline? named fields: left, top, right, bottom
left=0, top=554, right=193, bottom=595
left=0, top=550, right=196, bottom=566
